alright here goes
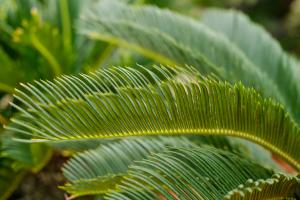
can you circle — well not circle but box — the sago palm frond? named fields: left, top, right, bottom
left=78, top=0, right=300, bottom=125
left=61, top=137, right=196, bottom=196
left=224, top=173, right=300, bottom=200
left=202, top=9, right=300, bottom=125
left=6, top=66, right=300, bottom=170
left=105, top=146, right=273, bottom=200
left=61, top=136, right=236, bottom=197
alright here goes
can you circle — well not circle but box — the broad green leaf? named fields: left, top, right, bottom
left=7, top=66, right=300, bottom=170
left=224, top=173, right=300, bottom=200
left=106, top=146, right=273, bottom=200
left=202, top=9, right=300, bottom=125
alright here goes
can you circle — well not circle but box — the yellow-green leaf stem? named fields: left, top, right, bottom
left=30, top=34, right=61, bottom=76
left=59, top=0, right=72, bottom=52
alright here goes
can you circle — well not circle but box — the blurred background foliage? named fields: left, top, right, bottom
left=0, top=0, right=300, bottom=199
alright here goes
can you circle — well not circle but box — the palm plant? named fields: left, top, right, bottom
left=2, top=0, right=300, bottom=199
left=0, top=0, right=117, bottom=198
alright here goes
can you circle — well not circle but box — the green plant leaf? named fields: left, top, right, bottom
left=202, top=8, right=300, bottom=125
left=7, top=66, right=300, bottom=170
left=106, top=146, right=273, bottom=200
left=62, top=174, right=124, bottom=197
left=224, top=173, right=300, bottom=200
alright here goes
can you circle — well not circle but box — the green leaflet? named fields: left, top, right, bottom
left=224, top=173, right=300, bottom=200
left=202, top=9, right=300, bottom=126
left=78, top=0, right=286, bottom=116
left=61, top=174, right=124, bottom=197
left=106, top=146, right=273, bottom=200
left=6, top=66, right=300, bottom=170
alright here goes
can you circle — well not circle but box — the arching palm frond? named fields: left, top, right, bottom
left=224, top=173, right=300, bottom=200
left=106, top=146, right=273, bottom=200
left=6, top=66, right=300, bottom=170
left=202, top=9, right=300, bottom=125
left=78, top=0, right=299, bottom=124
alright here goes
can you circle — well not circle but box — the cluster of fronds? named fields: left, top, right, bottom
left=1, top=0, right=300, bottom=199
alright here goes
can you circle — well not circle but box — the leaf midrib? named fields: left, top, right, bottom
left=29, top=127, right=300, bottom=171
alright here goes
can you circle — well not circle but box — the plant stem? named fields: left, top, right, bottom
left=60, top=0, right=72, bottom=51
left=93, top=44, right=115, bottom=70
left=30, top=34, right=61, bottom=76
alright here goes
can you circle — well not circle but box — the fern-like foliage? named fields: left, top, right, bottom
left=106, top=146, right=273, bottom=200
left=224, top=173, right=300, bottom=199
left=3, top=1, right=300, bottom=199
left=6, top=66, right=300, bottom=170
left=61, top=136, right=237, bottom=197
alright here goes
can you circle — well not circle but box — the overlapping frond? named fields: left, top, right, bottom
left=106, top=146, right=273, bottom=200
left=224, top=173, right=300, bottom=200
left=202, top=9, right=300, bottom=125
left=78, top=0, right=290, bottom=116
left=6, top=66, right=300, bottom=170
left=61, top=137, right=197, bottom=196
left=61, top=135, right=252, bottom=197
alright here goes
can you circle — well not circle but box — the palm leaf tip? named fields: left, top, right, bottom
left=6, top=65, right=300, bottom=171
left=224, top=173, right=300, bottom=200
